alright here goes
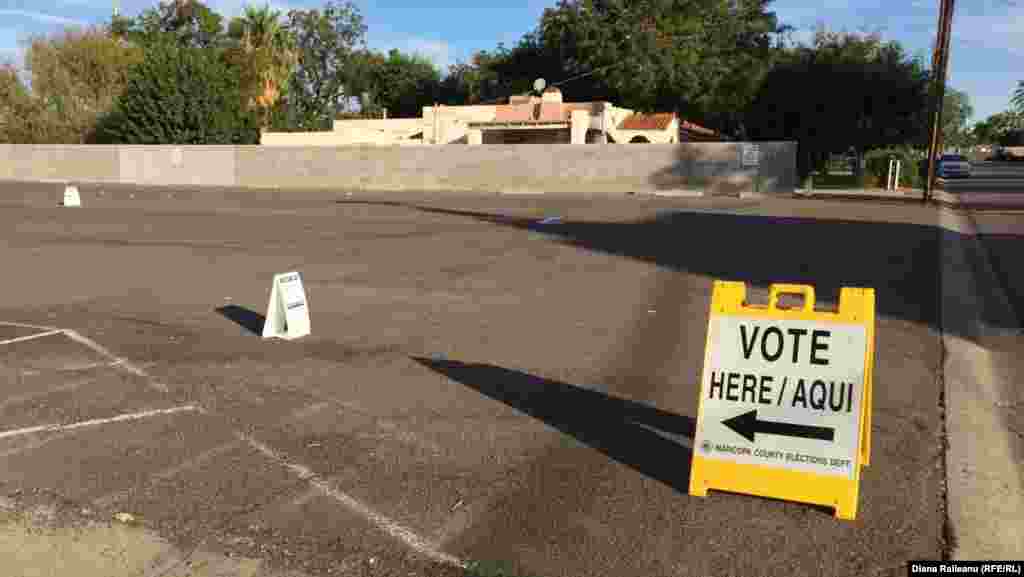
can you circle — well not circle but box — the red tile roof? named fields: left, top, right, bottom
left=680, top=119, right=717, bottom=136
left=536, top=102, right=564, bottom=121
left=494, top=103, right=534, bottom=122
left=618, top=113, right=677, bottom=131
left=492, top=102, right=569, bottom=122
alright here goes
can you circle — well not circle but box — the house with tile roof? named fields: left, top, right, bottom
left=261, top=86, right=720, bottom=146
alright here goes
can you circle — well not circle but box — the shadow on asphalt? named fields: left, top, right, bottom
left=338, top=199, right=1024, bottom=337
left=215, top=305, right=265, bottom=335
left=976, top=234, right=1024, bottom=331
left=413, top=357, right=696, bottom=492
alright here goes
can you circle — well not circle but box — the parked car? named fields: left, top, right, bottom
left=936, top=154, right=971, bottom=178
left=1003, top=146, right=1024, bottom=161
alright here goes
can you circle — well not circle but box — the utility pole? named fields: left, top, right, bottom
left=924, top=0, right=956, bottom=203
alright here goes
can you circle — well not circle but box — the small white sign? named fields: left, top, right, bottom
left=262, top=271, right=310, bottom=340
left=62, top=185, right=81, bottom=207
left=693, top=316, right=867, bottom=479
left=741, top=144, right=761, bottom=167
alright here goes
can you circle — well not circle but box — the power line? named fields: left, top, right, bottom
left=468, top=61, right=623, bottom=106
left=452, top=7, right=779, bottom=107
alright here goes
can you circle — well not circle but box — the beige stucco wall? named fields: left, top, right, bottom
left=616, top=124, right=678, bottom=144
left=236, top=142, right=796, bottom=194
left=267, top=103, right=682, bottom=147
left=0, top=142, right=797, bottom=195
left=568, top=110, right=585, bottom=145
left=422, top=105, right=497, bottom=144
left=265, top=123, right=431, bottom=146
left=0, top=144, right=121, bottom=182
left=330, top=118, right=423, bottom=132
left=119, top=146, right=236, bottom=186
left=261, top=131, right=367, bottom=146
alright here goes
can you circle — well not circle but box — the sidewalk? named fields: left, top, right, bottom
left=795, top=186, right=1024, bottom=210
left=795, top=187, right=919, bottom=201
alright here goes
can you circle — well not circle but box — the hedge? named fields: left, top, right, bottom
left=864, top=148, right=926, bottom=190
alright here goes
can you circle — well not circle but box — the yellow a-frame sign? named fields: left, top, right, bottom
left=689, top=282, right=875, bottom=520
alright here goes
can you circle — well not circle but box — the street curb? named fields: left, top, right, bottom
left=934, top=189, right=1024, bottom=208
left=792, top=188, right=1024, bottom=212
left=937, top=210, right=1024, bottom=560
left=645, top=189, right=705, bottom=198
left=795, top=192, right=922, bottom=203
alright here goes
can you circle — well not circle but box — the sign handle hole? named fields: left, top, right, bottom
left=742, top=287, right=771, bottom=308
left=774, top=293, right=805, bottom=311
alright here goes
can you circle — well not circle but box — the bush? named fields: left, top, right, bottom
left=93, top=41, right=259, bottom=144
left=864, top=147, right=924, bottom=190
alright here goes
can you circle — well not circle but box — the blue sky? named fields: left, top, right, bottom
left=1, top=0, right=1020, bottom=122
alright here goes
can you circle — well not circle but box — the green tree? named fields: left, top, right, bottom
left=744, top=28, right=931, bottom=178
left=941, top=87, right=973, bottom=151
left=970, top=110, right=1023, bottom=147
left=349, top=49, right=441, bottom=117
left=0, top=65, right=43, bottom=142
left=127, top=0, right=228, bottom=48
left=224, top=3, right=297, bottom=125
left=971, top=117, right=996, bottom=145
left=93, top=41, right=259, bottom=144
left=492, top=0, right=786, bottom=132
left=990, top=110, right=1024, bottom=133
left=438, top=48, right=514, bottom=105
left=1012, top=80, right=1024, bottom=114
left=279, top=0, right=367, bottom=130
left=0, top=27, right=142, bottom=143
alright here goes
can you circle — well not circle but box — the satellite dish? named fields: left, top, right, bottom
left=533, top=78, right=546, bottom=93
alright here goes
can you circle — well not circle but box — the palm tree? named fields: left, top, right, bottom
left=228, top=4, right=297, bottom=123
left=1012, top=80, right=1024, bottom=114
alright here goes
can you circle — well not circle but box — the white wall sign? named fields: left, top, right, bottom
left=693, top=316, right=868, bottom=479
left=741, top=144, right=761, bottom=167
left=262, top=271, right=310, bottom=340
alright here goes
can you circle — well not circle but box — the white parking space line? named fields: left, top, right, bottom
left=0, top=329, right=65, bottom=346
left=238, top=432, right=466, bottom=569
left=55, top=361, right=118, bottom=372
left=0, top=321, right=61, bottom=332
left=1, top=324, right=466, bottom=567
left=0, top=405, right=200, bottom=441
left=61, top=329, right=168, bottom=392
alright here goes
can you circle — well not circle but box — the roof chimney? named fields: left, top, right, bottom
left=541, top=87, right=562, bottom=103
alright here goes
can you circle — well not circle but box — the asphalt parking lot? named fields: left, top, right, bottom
left=0, top=185, right=969, bottom=576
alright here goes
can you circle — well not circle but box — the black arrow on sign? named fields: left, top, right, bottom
left=722, top=409, right=835, bottom=443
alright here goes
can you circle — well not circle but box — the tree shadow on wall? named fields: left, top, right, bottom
left=650, top=141, right=797, bottom=195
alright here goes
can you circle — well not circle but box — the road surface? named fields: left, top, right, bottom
left=943, top=160, right=1024, bottom=194
left=0, top=182, right=1019, bottom=576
